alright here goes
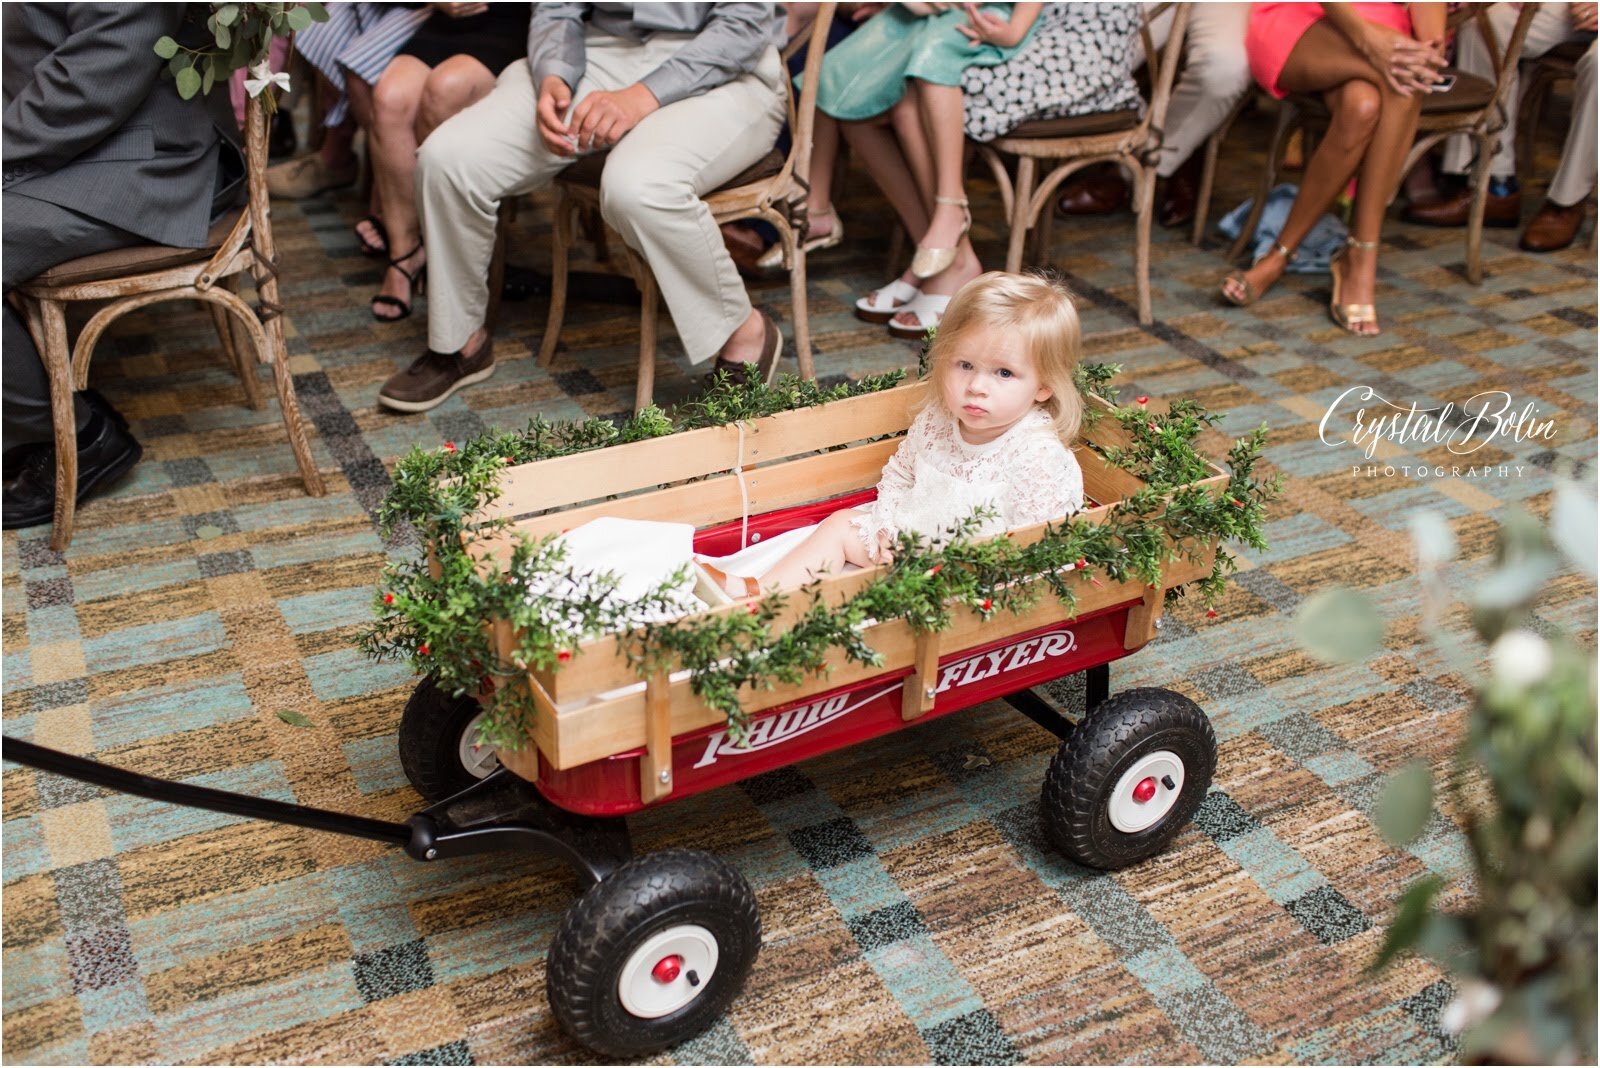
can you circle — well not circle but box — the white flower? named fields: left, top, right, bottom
left=1489, top=628, right=1553, bottom=688
left=243, top=61, right=292, bottom=99
left=1439, top=980, right=1501, bottom=1036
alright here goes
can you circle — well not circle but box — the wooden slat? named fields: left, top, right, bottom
left=471, top=440, right=898, bottom=564
left=639, top=671, right=673, bottom=802
left=481, top=385, right=921, bottom=520
left=901, top=630, right=941, bottom=720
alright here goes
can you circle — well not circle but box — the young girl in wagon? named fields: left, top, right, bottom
left=697, top=270, right=1085, bottom=600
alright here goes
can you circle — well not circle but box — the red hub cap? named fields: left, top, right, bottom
left=652, top=955, right=682, bottom=984
left=1132, top=777, right=1158, bottom=804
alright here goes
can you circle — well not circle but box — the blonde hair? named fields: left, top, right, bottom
left=922, top=271, right=1084, bottom=442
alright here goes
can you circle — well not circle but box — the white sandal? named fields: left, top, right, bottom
left=885, top=291, right=952, bottom=339
left=854, top=278, right=921, bottom=323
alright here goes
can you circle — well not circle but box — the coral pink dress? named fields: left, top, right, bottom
left=1247, top=2, right=1415, bottom=98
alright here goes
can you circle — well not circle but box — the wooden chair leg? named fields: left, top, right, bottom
left=1228, top=104, right=1296, bottom=263
left=1004, top=156, right=1036, bottom=273
left=1466, top=134, right=1493, bottom=285
left=259, top=318, right=326, bottom=497
left=538, top=199, right=574, bottom=368
left=1134, top=162, right=1157, bottom=325
left=37, top=301, right=79, bottom=552
left=214, top=275, right=265, bottom=410
left=886, top=223, right=906, bottom=277
left=635, top=262, right=659, bottom=414
left=791, top=239, right=814, bottom=381
left=1033, top=193, right=1056, bottom=265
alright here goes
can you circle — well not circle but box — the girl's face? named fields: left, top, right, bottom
left=939, top=324, right=1053, bottom=444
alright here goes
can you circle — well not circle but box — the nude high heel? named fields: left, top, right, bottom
left=1221, top=242, right=1294, bottom=306
left=911, top=196, right=971, bottom=280
left=1329, top=238, right=1380, bottom=335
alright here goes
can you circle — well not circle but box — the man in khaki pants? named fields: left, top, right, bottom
left=379, top=3, right=786, bottom=412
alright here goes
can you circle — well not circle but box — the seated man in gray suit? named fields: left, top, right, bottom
left=3, top=3, right=242, bottom=531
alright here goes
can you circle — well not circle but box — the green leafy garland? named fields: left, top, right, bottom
left=358, top=367, right=1278, bottom=749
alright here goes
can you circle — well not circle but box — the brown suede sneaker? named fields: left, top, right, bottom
left=377, top=340, right=496, bottom=413
left=702, top=313, right=782, bottom=389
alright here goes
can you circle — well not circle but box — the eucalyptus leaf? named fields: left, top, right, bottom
left=217, top=3, right=240, bottom=26
left=287, top=5, right=313, bottom=31
left=215, top=22, right=231, bottom=50
left=1295, top=586, right=1384, bottom=664
left=276, top=708, right=312, bottom=727
left=168, top=53, right=191, bottom=75
left=1377, top=761, right=1434, bottom=846
left=175, top=66, right=202, bottom=99
left=154, top=35, right=179, bottom=59
left=1550, top=479, right=1598, bottom=580
left=1371, top=874, right=1445, bottom=970
left=1474, top=556, right=1558, bottom=611
left=302, top=1, right=329, bottom=20
left=202, top=59, right=216, bottom=96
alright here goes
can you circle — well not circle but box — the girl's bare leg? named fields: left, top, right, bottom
left=1223, top=22, right=1384, bottom=303
left=807, top=113, right=842, bottom=240
left=754, top=511, right=879, bottom=591
left=368, top=56, right=430, bottom=318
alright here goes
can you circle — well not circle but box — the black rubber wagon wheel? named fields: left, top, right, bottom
left=398, top=675, right=498, bottom=803
left=1042, top=687, right=1216, bottom=869
left=546, top=849, right=761, bottom=1059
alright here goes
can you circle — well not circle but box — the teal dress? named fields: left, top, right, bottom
left=810, top=4, right=1037, bottom=122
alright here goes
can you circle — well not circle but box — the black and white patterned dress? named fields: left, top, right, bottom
left=962, top=3, right=1145, bottom=143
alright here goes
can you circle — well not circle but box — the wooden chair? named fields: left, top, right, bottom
left=14, top=94, right=325, bottom=551
left=971, top=3, right=1190, bottom=325
left=1226, top=5, right=1540, bottom=283
left=1190, top=92, right=1251, bottom=246
left=536, top=6, right=834, bottom=412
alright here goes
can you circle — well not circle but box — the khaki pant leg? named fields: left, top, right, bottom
left=1548, top=39, right=1597, bottom=205
left=594, top=45, right=786, bottom=363
left=1442, top=3, right=1575, bottom=178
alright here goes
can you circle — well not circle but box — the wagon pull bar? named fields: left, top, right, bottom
left=2, top=737, right=633, bottom=887
left=3, top=736, right=414, bottom=847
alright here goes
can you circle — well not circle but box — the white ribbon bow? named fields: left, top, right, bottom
left=243, top=61, right=292, bottom=98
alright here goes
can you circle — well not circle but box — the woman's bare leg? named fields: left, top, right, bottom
left=914, top=79, right=970, bottom=251
left=415, top=54, right=495, bottom=142
left=843, top=110, right=929, bottom=293
left=1223, top=21, right=1384, bottom=302
left=368, top=56, right=430, bottom=319
left=1342, top=82, right=1423, bottom=332
left=892, top=84, right=937, bottom=220
left=807, top=113, right=842, bottom=240
left=343, top=73, right=384, bottom=227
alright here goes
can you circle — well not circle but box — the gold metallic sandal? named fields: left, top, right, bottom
left=1329, top=239, right=1380, bottom=335
left=910, top=196, right=971, bottom=280
left=1221, top=242, right=1294, bottom=306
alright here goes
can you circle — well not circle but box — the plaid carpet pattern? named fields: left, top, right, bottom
left=3, top=102, right=1596, bottom=1064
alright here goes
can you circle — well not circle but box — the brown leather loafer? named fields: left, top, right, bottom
left=1403, top=187, right=1521, bottom=228
left=1520, top=199, right=1586, bottom=252
left=378, top=338, right=496, bottom=413
left=704, top=313, right=782, bottom=389
left=1055, top=166, right=1129, bottom=217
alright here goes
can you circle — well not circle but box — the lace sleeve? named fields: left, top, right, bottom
left=1003, top=434, right=1085, bottom=528
left=854, top=406, right=932, bottom=559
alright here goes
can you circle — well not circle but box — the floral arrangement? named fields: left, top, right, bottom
left=358, top=366, right=1278, bottom=749
left=154, top=2, right=327, bottom=110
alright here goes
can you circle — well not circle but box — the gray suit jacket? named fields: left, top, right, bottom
left=2, top=3, right=242, bottom=249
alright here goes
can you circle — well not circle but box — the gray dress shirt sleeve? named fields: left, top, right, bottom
left=528, top=3, right=589, bottom=93
left=636, top=4, right=777, bottom=107
left=527, top=3, right=778, bottom=107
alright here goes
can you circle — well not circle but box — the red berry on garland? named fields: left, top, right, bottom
left=980, top=598, right=993, bottom=612
left=1075, top=558, right=1088, bottom=570
left=1231, top=498, right=1244, bottom=508
left=504, top=456, right=514, bottom=465
left=926, top=564, right=943, bottom=577
left=418, top=643, right=430, bottom=656
left=1148, top=422, right=1159, bottom=433
left=383, top=592, right=394, bottom=605
left=443, top=441, right=456, bottom=453
left=557, top=649, right=572, bottom=663
left=1206, top=609, right=1218, bottom=619
left=1136, top=396, right=1149, bottom=406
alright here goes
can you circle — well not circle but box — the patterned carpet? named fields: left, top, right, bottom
left=3, top=99, right=1596, bottom=1065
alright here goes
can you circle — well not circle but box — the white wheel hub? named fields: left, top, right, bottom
left=1107, top=750, right=1185, bottom=833
left=617, top=924, right=719, bottom=1019
left=458, top=710, right=500, bottom=780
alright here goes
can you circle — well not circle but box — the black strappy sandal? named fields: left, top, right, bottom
left=371, top=244, right=426, bottom=322
left=355, top=215, right=389, bottom=257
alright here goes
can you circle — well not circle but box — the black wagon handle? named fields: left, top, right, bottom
left=2, top=736, right=414, bottom=847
